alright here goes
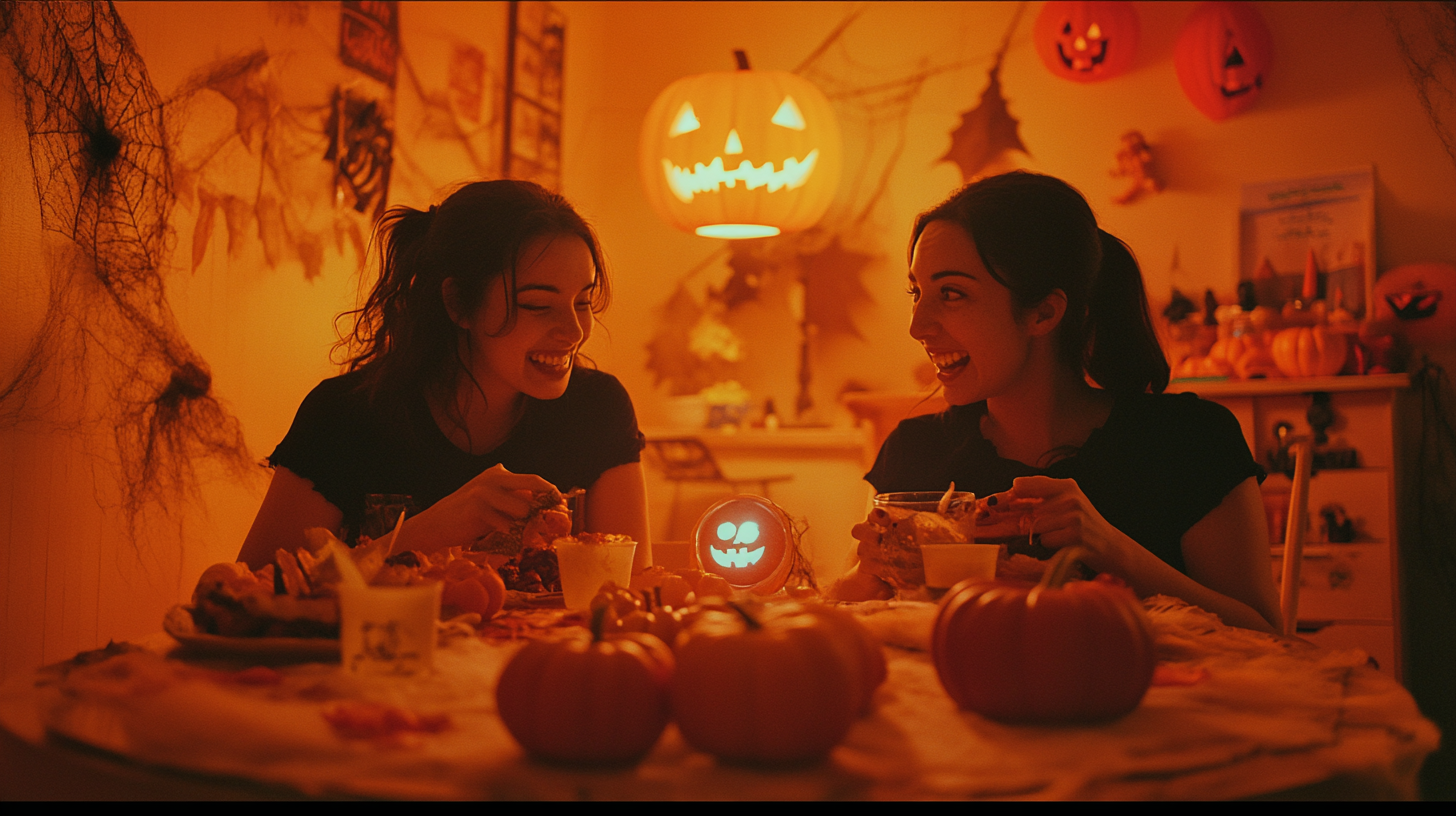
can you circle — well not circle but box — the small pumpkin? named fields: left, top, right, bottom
left=438, top=558, right=506, bottom=621
left=932, top=547, right=1156, bottom=723
left=496, top=606, right=675, bottom=765
left=672, top=600, right=871, bottom=764
left=796, top=602, right=887, bottom=715
left=1270, top=325, right=1349, bottom=378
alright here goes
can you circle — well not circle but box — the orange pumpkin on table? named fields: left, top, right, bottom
left=1270, top=325, right=1350, bottom=378
left=496, top=606, right=675, bottom=765
left=672, top=600, right=882, bottom=764
left=932, top=547, right=1156, bottom=724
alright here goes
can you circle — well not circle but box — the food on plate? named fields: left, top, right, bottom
left=470, top=489, right=573, bottom=593
left=185, top=531, right=510, bottom=640
left=191, top=561, right=339, bottom=638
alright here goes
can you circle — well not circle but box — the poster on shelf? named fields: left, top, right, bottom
left=1239, top=167, right=1375, bottom=319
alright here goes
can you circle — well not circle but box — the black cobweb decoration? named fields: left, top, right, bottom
left=1388, top=2, right=1456, bottom=171
left=1, top=0, right=252, bottom=539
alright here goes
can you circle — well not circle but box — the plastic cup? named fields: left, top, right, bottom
left=921, top=543, right=999, bottom=588
left=873, top=491, right=976, bottom=515
left=555, top=537, right=637, bottom=610
left=339, top=581, right=441, bottom=676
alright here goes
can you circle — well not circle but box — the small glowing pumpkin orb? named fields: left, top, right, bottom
left=1033, top=1, right=1139, bottom=84
left=639, top=63, right=841, bottom=240
left=1174, top=1, right=1274, bottom=121
left=692, top=495, right=795, bottom=594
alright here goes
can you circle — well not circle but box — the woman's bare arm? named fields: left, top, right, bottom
left=1178, top=476, right=1282, bottom=632
left=237, top=467, right=344, bottom=570
left=585, top=461, right=652, bottom=573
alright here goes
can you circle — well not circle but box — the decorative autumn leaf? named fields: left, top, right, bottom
left=645, top=285, right=737, bottom=396
left=192, top=189, right=219, bottom=271
left=715, top=243, right=774, bottom=309
left=798, top=235, right=875, bottom=340
left=939, top=64, right=1029, bottom=183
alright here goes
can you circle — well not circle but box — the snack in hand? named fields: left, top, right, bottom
left=861, top=505, right=975, bottom=591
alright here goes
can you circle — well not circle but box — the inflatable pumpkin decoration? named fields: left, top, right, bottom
left=1033, top=1, right=1139, bottom=83
left=1174, top=1, right=1274, bottom=121
left=639, top=52, right=841, bottom=239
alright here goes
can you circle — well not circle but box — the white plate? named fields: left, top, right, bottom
left=162, top=605, right=339, bottom=661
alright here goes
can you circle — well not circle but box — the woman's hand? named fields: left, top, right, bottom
left=401, top=464, right=561, bottom=554
left=981, top=476, right=1137, bottom=573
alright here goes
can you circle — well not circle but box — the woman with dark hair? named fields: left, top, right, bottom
left=239, top=180, right=649, bottom=572
left=835, top=172, right=1280, bottom=633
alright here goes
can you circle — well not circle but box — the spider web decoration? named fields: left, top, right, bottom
left=1388, top=2, right=1456, bottom=171
left=939, top=3, right=1030, bottom=183
left=1, top=0, right=252, bottom=539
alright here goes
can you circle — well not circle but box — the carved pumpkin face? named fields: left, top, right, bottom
left=1174, top=1, right=1274, bottom=121
left=1372, top=263, right=1456, bottom=349
left=1033, top=1, right=1139, bottom=83
left=640, top=68, right=841, bottom=239
left=692, top=495, right=794, bottom=594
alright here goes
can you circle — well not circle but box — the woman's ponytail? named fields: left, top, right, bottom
left=338, top=204, right=445, bottom=398
left=1084, top=230, right=1170, bottom=395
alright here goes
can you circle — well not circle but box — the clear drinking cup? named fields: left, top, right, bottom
left=555, top=537, right=637, bottom=610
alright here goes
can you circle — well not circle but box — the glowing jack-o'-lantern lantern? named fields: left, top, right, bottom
left=639, top=53, right=841, bottom=240
left=1174, top=1, right=1274, bottom=121
left=1033, top=1, right=1139, bottom=83
left=692, top=495, right=795, bottom=594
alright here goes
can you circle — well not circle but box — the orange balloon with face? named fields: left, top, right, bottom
left=692, top=495, right=795, bottom=595
left=639, top=64, right=841, bottom=239
left=1033, top=1, right=1140, bottom=83
left=1371, top=263, right=1456, bottom=350
left=1174, top=1, right=1274, bottom=121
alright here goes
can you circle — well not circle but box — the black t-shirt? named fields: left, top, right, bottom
left=865, top=392, right=1263, bottom=574
left=269, top=367, right=644, bottom=539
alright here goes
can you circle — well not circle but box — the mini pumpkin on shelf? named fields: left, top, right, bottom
left=1270, top=324, right=1350, bottom=378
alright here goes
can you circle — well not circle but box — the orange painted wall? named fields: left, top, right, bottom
left=3, top=2, right=1454, bottom=681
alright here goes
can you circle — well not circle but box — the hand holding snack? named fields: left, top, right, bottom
left=980, top=476, right=1130, bottom=573
left=400, top=464, right=563, bottom=555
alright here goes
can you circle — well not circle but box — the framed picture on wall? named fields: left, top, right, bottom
left=1239, top=168, right=1376, bottom=319
left=503, top=0, right=564, bottom=190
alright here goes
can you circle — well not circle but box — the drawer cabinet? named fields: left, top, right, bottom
left=1170, top=374, right=1408, bottom=679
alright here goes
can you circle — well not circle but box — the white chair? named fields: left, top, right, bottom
left=1279, top=439, right=1314, bottom=638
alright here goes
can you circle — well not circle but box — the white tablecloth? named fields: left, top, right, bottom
left=0, top=597, right=1439, bottom=800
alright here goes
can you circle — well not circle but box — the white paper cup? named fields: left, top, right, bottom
left=339, top=581, right=441, bottom=676
left=556, top=538, right=637, bottom=610
left=920, top=543, right=999, bottom=589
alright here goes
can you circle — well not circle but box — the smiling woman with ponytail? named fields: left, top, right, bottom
left=835, top=172, right=1281, bottom=634
left=239, top=180, right=650, bottom=572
